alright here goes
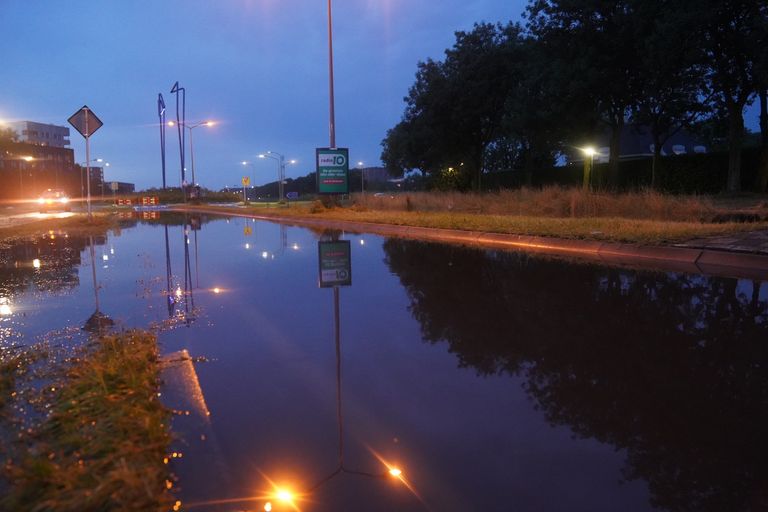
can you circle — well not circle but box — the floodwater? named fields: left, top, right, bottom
left=1, top=212, right=767, bottom=512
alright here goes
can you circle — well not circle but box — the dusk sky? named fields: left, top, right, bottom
left=1, top=0, right=525, bottom=189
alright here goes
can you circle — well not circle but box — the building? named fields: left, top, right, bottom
left=9, top=121, right=70, bottom=148
left=570, top=124, right=707, bottom=164
left=0, top=139, right=77, bottom=200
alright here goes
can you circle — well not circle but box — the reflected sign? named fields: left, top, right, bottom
left=318, top=240, right=352, bottom=288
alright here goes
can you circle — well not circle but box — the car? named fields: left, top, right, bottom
left=37, top=189, right=71, bottom=212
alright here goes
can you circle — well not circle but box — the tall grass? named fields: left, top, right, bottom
left=357, top=187, right=718, bottom=222
left=2, top=330, right=173, bottom=512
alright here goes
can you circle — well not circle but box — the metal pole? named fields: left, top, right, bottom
left=279, top=155, right=285, bottom=202
left=189, top=126, right=196, bottom=185
left=86, top=142, right=92, bottom=219
left=327, top=0, right=336, bottom=149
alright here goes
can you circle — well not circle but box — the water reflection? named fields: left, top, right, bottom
left=162, top=215, right=202, bottom=324
left=383, top=239, right=768, bottom=511
left=82, top=235, right=113, bottom=333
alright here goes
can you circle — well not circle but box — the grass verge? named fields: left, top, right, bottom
left=2, top=330, right=173, bottom=512
left=0, top=213, right=118, bottom=241
left=181, top=202, right=768, bottom=245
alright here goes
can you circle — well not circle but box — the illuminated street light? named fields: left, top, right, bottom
left=581, top=146, right=597, bottom=190
left=186, top=121, right=215, bottom=187
left=167, top=120, right=215, bottom=188
left=258, top=151, right=296, bottom=203
left=357, top=160, right=365, bottom=194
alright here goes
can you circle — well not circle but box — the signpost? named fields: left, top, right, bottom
left=316, top=148, right=349, bottom=195
left=241, top=176, right=250, bottom=203
left=68, top=105, right=103, bottom=218
left=318, top=240, right=352, bottom=288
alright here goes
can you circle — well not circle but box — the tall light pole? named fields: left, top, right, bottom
left=581, top=147, right=596, bottom=190
left=327, top=0, right=336, bottom=148
left=169, top=120, right=214, bottom=188
left=357, top=161, right=364, bottom=194
left=259, top=151, right=296, bottom=203
left=79, top=158, right=106, bottom=199
left=259, top=153, right=280, bottom=202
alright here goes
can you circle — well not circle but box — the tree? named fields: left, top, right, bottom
left=526, top=0, right=645, bottom=187
left=752, top=4, right=768, bottom=192
left=630, top=1, right=710, bottom=188
left=381, top=23, right=520, bottom=190
left=700, top=0, right=761, bottom=192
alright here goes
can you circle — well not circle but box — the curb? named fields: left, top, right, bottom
left=170, top=205, right=768, bottom=281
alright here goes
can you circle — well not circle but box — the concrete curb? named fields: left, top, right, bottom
left=170, top=205, right=768, bottom=281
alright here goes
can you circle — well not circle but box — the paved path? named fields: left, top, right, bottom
left=676, top=229, right=768, bottom=255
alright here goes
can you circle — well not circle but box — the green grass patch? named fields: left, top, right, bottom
left=2, top=330, right=173, bottom=512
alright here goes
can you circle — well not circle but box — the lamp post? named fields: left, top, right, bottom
left=357, top=161, right=364, bottom=194
left=581, top=147, right=596, bottom=190
left=241, top=161, right=255, bottom=202
left=259, top=151, right=296, bottom=203
left=169, top=120, right=214, bottom=189
left=79, top=158, right=107, bottom=200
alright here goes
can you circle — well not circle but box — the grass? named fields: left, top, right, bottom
left=0, top=212, right=118, bottom=241
left=2, top=330, right=174, bottom=512
left=179, top=187, right=768, bottom=245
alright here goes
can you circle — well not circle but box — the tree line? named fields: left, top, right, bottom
left=381, top=0, right=768, bottom=193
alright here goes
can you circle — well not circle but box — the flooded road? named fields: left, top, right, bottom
left=1, top=213, right=767, bottom=511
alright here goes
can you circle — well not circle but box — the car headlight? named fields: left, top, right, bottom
left=60, top=197, right=69, bottom=203
left=37, top=198, right=44, bottom=204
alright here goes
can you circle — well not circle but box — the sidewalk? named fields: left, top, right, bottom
left=675, top=229, right=768, bottom=255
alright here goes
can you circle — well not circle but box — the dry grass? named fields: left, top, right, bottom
left=2, top=330, right=173, bottom=512
left=183, top=187, right=768, bottom=245
left=355, top=187, right=724, bottom=222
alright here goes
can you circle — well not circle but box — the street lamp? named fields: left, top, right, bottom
left=79, top=158, right=107, bottom=199
left=357, top=161, right=364, bottom=194
left=258, top=151, right=296, bottom=203
left=168, top=120, right=214, bottom=188
left=581, top=146, right=596, bottom=190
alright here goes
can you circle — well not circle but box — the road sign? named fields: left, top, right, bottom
left=242, top=176, right=250, bottom=187
left=318, top=240, right=352, bottom=288
left=286, top=191, right=299, bottom=200
left=110, top=181, right=119, bottom=192
left=316, top=148, right=349, bottom=194
left=68, top=105, right=103, bottom=138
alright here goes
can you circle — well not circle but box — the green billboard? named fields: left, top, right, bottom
left=316, top=147, right=349, bottom=194
left=318, top=240, right=352, bottom=288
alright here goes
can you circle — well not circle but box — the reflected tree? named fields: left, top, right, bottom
left=383, top=239, right=768, bottom=511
